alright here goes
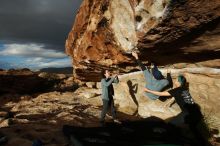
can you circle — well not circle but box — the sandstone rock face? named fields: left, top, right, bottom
left=186, top=73, right=220, bottom=130
left=74, top=87, right=101, bottom=99
left=85, top=82, right=96, bottom=88
left=38, top=72, right=67, bottom=80
left=66, top=0, right=220, bottom=81
left=113, top=70, right=180, bottom=118
left=0, top=119, right=11, bottom=128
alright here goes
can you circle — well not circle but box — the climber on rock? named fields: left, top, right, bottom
left=100, top=69, right=120, bottom=125
left=131, top=51, right=170, bottom=100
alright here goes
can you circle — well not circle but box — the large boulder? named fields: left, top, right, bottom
left=113, top=70, right=181, bottom=118
left=110, top=69, right=220, bottom=130
left=66, top=0, right=220, bottom=81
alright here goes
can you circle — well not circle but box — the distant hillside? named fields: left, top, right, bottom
left=40, top=67, right=73, bottom=74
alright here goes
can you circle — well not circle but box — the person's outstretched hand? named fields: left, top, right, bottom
left=131, top=51, right=138, bottom=59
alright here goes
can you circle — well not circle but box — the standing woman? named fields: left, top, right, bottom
left=100, top=69, right=119, bottom=125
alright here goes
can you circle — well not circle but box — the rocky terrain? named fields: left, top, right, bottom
left=0, top=0, right=220, bottom=145
left=0, top=69, right=140, bottom=146
left=0, top=69, right=76, bottom=94
left=0, top=68, right=220, bottom=145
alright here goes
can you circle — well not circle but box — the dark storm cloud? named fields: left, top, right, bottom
left=0, top=0, right=82, bottom=50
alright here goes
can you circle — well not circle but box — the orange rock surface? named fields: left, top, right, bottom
left=66, top=0, right=220, bottom=81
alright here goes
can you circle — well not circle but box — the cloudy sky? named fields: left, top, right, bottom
left=0, top=0, right=82, bottom=70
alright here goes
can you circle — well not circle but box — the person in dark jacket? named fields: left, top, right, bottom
left=100, top=69, right=119, bottom=125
